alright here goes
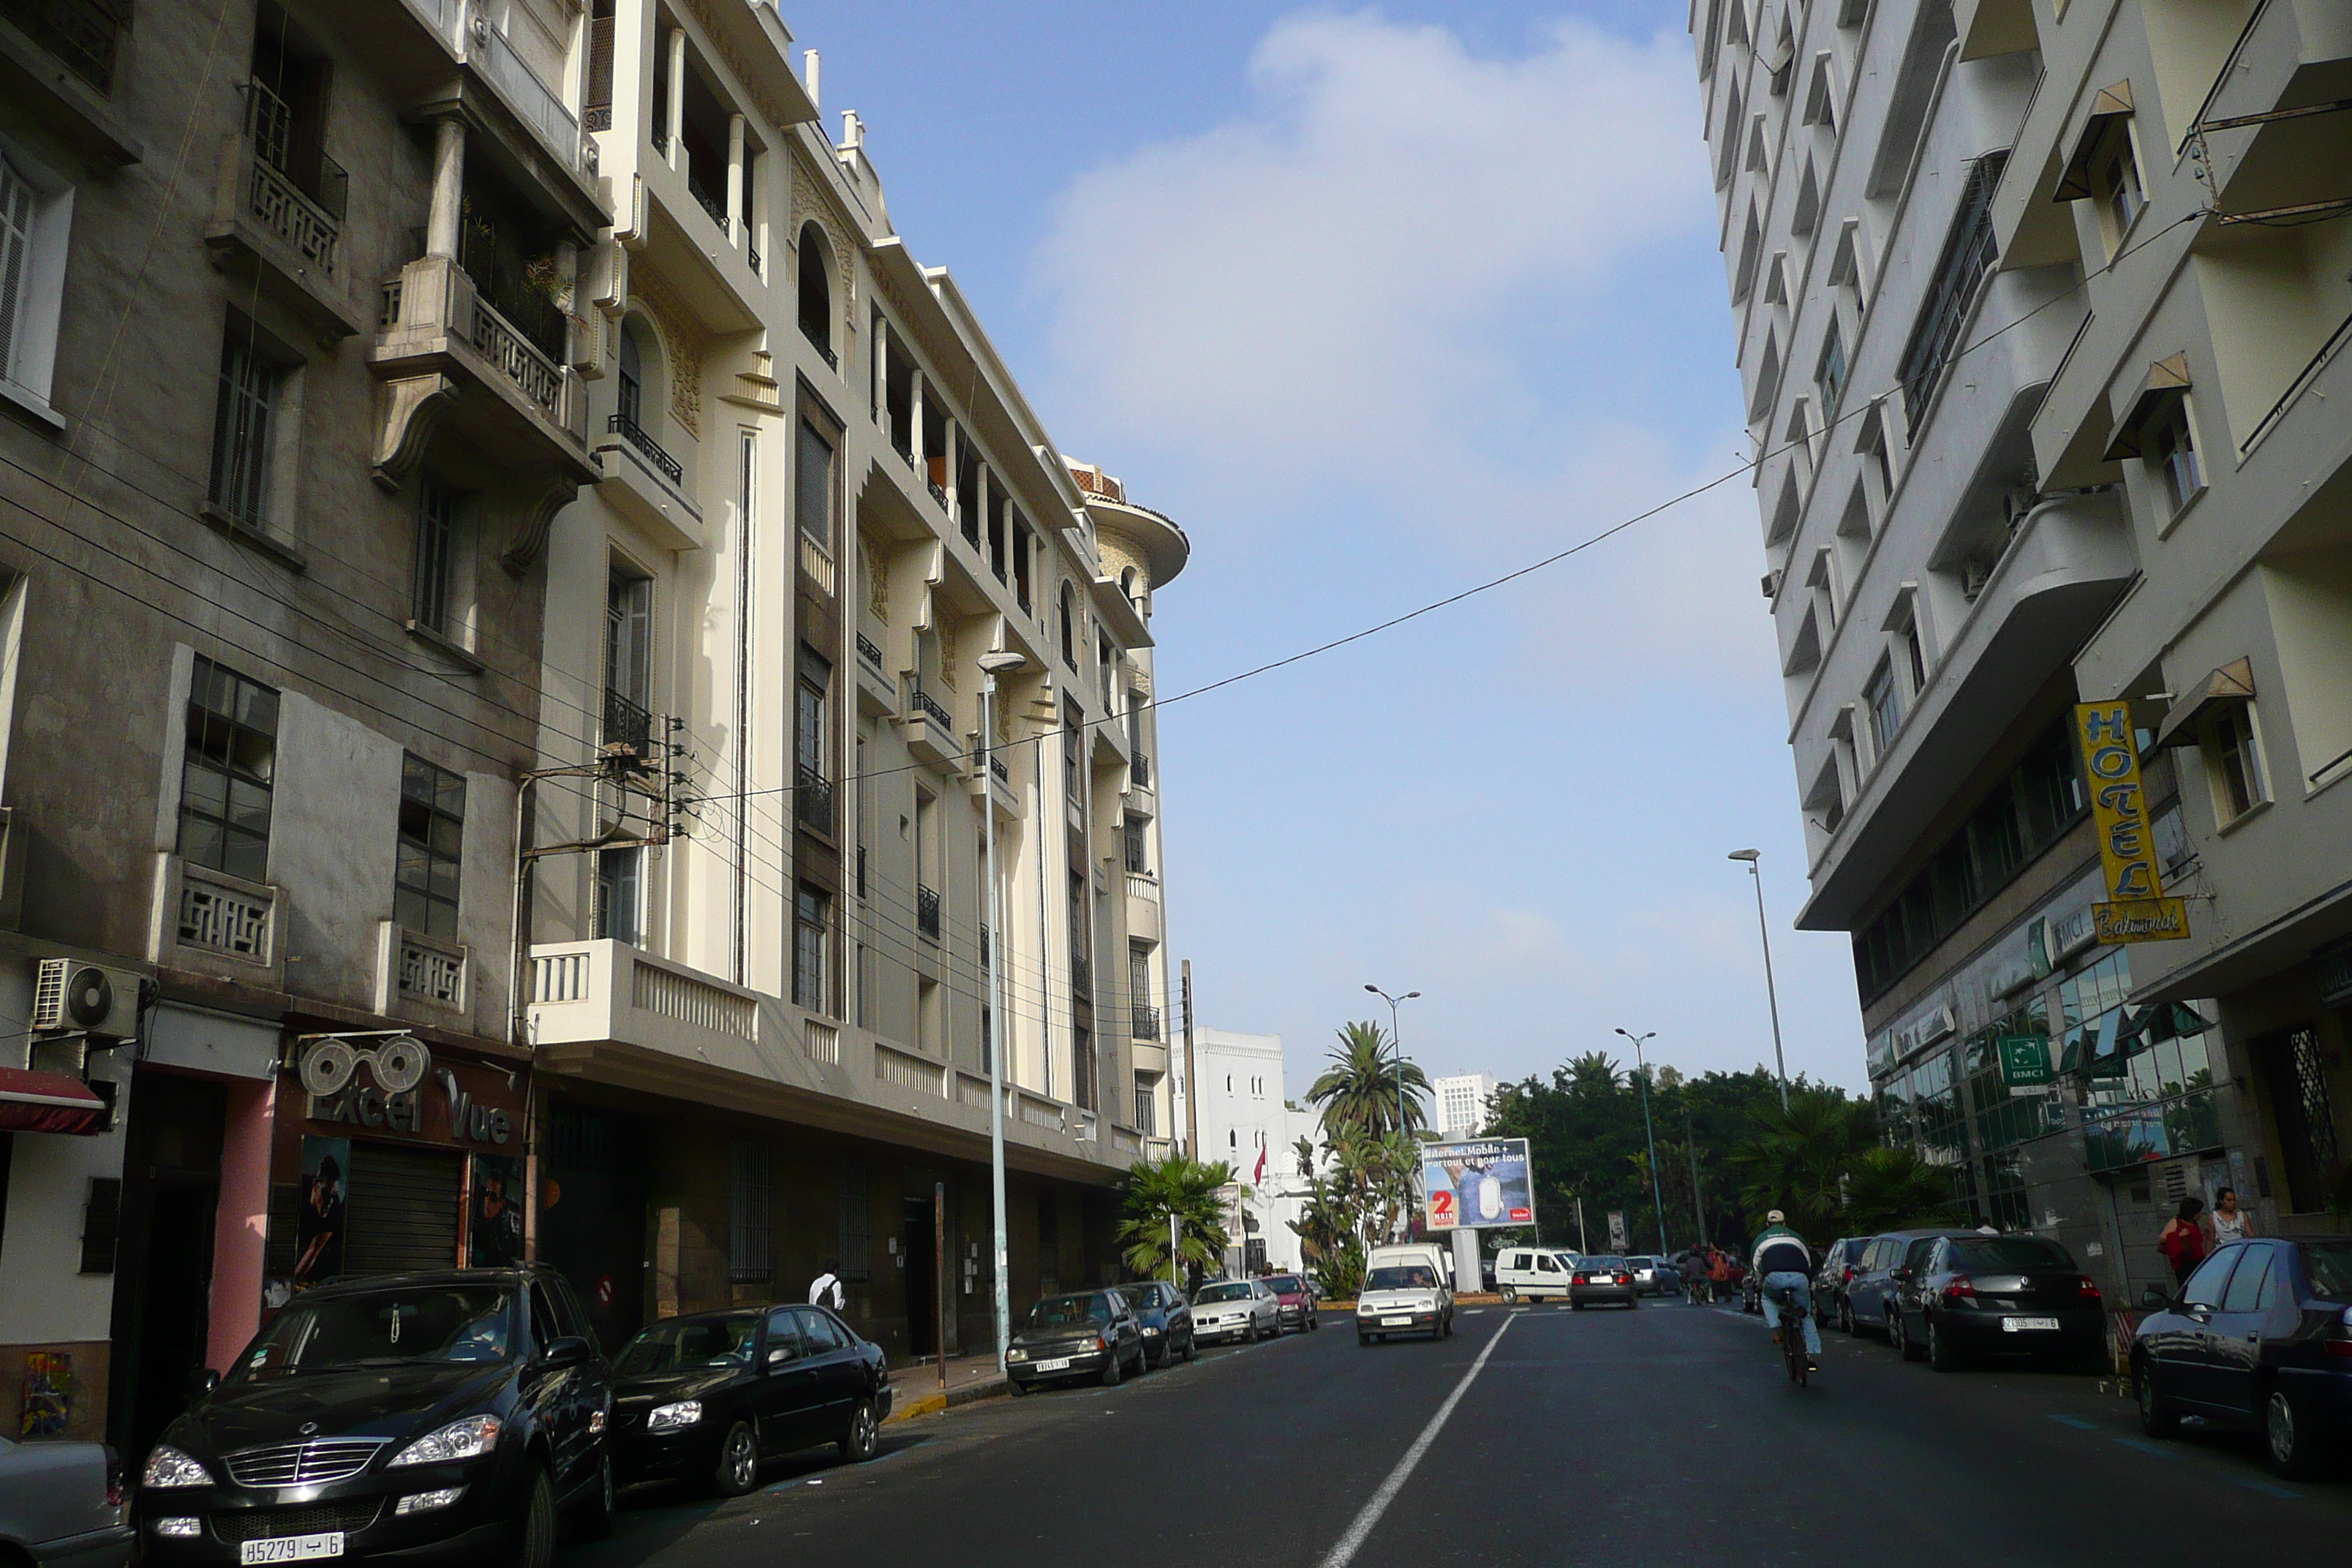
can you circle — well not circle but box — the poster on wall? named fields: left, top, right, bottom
left=18, top=1352, right=70, bottom=1437
left=295, top=1136, right=350, bottom=1287
left=468, top=1153, right=526, bottom=1267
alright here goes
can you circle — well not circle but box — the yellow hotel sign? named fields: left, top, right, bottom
left=2073, top=701, right=2188, bottom=943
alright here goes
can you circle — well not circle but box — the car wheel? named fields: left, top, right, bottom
left=1183, top=1330, right=1197, bottom=1363
left=1627, top=1294, right=1640, bottom=1311
left=2267, top=1387, right=2326, bottom=1480
left=1500, top=1286, right=1518, bottom=1305
left=1101, top=1346, right=1123, bottom=1387
left=714, top=1420, right=760, bottom=1496
left=1244, top=1319, right=1259, bottom=1345
left=838, top=1397, right=880, bottom=1463
left=578, top=1448, right=614, bottom=1539
left=1894, top=1311, right=1923, bottom=1363
left=1009, top=1375, right=1033, bottom=1396
left=1927, top=1312, right=1963, bottom=1373
left=1571, top=1300, right=1586, bottom=1311
left=1359, top=1333, right=1374, bottom=1347
left=513, top=1463, right=557, bottom=1568
left=1839, top=1299, right=1855, bottom=1336
left=2135, top=1359, right=2178, bottom=1438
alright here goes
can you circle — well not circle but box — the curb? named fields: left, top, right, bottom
left=885, top=1375, right=1011, bottom=1425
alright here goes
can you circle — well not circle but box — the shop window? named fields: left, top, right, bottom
left=730, top=1138, right=772, bottom=1284
left=180, top=655, right=279, bottom=882
left=80, top=1176, right=121, bottom=1273
left=395, top=753, right=466, bottom=939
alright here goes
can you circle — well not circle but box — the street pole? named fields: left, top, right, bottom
left=1617, top=1029, right=1670, bottom=1257
left=1575, top=1194, right=1587, bottom=1254
left=934, top=1181, right=946, bottom=1390
left=980, top=651, right=1026, bottom=1373
left=1181, top=960, right=1198, bottom=1158
left=1730, top=850, right=1791, bottom=1111
left=1169, top=1211, right=1180, bottom=1286
left=1684, top=1107, right=1706, bottom=1247
left=1363, top=984, right=1421, bottom=1241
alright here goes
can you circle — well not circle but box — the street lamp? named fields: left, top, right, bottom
left=979, top=649, right=1027, bottom=1372
left=1728, top=849, right=1791, bottom=1111
left=1364, top=984, right=1421, bottom=1241
left=1615, top=1028, right=1670, bottom=1257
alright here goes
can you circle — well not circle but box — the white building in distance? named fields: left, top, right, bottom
left=1193, top=1028, right=1319, bottom=1275
left=1433, top=1073, right=1497, bottom=1139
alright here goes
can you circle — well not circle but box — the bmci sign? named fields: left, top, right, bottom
left=1420, top=1137, right=1535, bottom=1230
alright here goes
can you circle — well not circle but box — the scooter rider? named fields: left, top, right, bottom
left=1753, top=1211, right=1820, bottom=1373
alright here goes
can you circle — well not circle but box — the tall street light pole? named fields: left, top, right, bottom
left=1616, top=1028, right=1670, bottom=1257
left=1364, top=984, right=1420, bottom=1240
left=1729, top=849, right=1791, bottom=1111
left=979, top=649, right=1027, bottom=1372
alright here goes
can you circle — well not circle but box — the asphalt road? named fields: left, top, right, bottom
left=565, top=1300, right=2352, bottom=1567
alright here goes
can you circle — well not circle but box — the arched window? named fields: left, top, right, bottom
left=797, top=222, right=833, bottom=362
left=1059, top=581, right=1077, bottom=669
left=617, top=317, right=647, bottom=429
left=1118, top=566, right=1137, bottom=600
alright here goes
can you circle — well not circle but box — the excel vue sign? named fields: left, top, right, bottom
left=2073, top=702, right=2189, bottom=944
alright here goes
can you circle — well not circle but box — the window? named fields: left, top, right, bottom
left=2207, top=705, right=2267, bottom=821
left=2091, top=121, right=2144, bottom=242
left=796, top=416, right=836, bottom=549
left=208, top=330, right=281, bottom=529
left=796, top=223, right=834, bottom=365
left=604, top=562, right=652, bottom=753
left=1814, top=317, right=1848, bottom=415
left=595, top=848, right=641, bottom=945
left=411, top=478, right=460, bottom=637
left=1864, top=658, right=1902, bottom=756
left=794, top=883, right=829, bottom=1011
left=0, top=146, right=71, bottom=416
left=1123, top=815, right=1147, bottom=874
left=179, top=655, right=279, bottom=882
left=1063, top=698, right=1083, bottom=804
left=2146, top=399, right=2202, bottom=514
left=1058, top=581, right=1078, bottom=669
left=795, top=646, right=832, bottom=834
left=1896, top=152, right=2008, bottom=425
left=1134, top=1074, right=1156, bottom=1135
left=730, top=1137, right=771, bottom=1284
left=1011, top=516, right=1033, bottom=611
left=617, top=317, right=647, bottom=431
left=1902, top=617, right=1928, bottom=695
left=395, top=753, right=466, bottom=939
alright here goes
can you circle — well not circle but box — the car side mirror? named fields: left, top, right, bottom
left=767, top=1344, right=799, bottom=1369
left=536, top=1335, right=591, bottom=1371
left=2140, top=1286, right=2171, bottom=1311
left=184, top=1367, right=220, bottom=1403
left=1890, top=1267, right=1912, bottom=1284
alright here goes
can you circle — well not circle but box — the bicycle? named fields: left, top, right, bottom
left=1771, top=1285, right=1809, bottom=1388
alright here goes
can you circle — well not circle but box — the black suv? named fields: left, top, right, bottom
left=138, top=1267, right=611, bottom=1567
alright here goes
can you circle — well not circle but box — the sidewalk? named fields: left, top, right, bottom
left=885, top=1349, right=1008, bottom=1424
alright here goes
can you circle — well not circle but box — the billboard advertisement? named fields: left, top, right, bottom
left=1420, top=1138, right=1534, bottom=1231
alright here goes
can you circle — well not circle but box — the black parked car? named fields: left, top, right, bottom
left=139, top=1267, right=611, bottom=1568
left=1888, top=1233, right=2105, bottom=1371
left=1112, top=1281, right=1196, bottom=1366
left=1845, top=1229, right=1977, bottom=1339
left=1006, top=1291, right=1147, bottom=1392
left=608, top=1303, right=890, bottom=1496
left=1814, top=1237, right=1871, bottom=1327
left=2134, top=1235, right=2352, bottom=1478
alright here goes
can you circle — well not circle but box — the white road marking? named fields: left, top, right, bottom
left=1317, top=1313, right=1516, bottom=1568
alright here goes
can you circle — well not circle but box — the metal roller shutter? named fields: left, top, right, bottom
left=344, top=1142, right=463, bottom=1275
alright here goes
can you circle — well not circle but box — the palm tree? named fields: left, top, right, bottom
left=1307, top=1021, right=1431, bottom=1139
left=1840, top=1145, right=1962, bottom=1232
left=1566, top=1050, right=1624, bottom=1097
left=1728, top=1091, right=1866, bottom=1237
left=1117, top=1154, right=1238, bottom=1282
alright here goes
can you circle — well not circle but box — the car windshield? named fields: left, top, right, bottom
left=1267, top=1275, right=1305, bottom=1293
left=1949, top=1238, right=2076, bottom=1271
left=1115, top=1285, right=1163, bottom=1308
left=1194, top=1283, right=1256, bottom=1303
left=1365, top=1267, right=1436, bottom=1291
left=230, top=1287, right=512, bottom=1380
left=1583, top=1257, right=1627, bottom=1271
left=2300, top=1242, right=2352, bottom=1300
left=614, top=1311, right=761, bottom=1375
left=1027, top=1294, right=1109, bottom=1327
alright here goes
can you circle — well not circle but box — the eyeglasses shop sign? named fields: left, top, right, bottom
left=306, top=1061, right=518, bottom=1146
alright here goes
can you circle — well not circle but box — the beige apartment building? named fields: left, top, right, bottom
left=1692, top=0, right=2348, bottom=1294
left=0, top=0, right=1188, bottom=1450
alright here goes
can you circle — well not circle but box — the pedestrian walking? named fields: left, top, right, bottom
left=809, top=1259, right=846, bottom=1310
left=2158, top=1197, right=2209, bottom=1285
left=2205, top=1187, right=2255, bottom=1246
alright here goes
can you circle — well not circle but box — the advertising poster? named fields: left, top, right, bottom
left=468, top=1153, right=526, bottom=1267
left=1419, top=1138, right=1535, bottom=1231
left=295, top=1136, right=349, bottom=1287
left=19, top=1351, right=70, bottom=1437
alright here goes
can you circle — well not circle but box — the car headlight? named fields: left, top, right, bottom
left=1007, top=1348, right=1028, bottom=1362
left=1142, top=1326, right=1160, bottom=1335
left=144, top=1445, right=211, bottom=1488
left=644, top=1401, right=701, bottom=1433
left=388, top=1414, right=502, bottom=1467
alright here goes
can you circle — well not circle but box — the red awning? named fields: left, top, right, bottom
left=0, top=1068, right=109, bottom=1135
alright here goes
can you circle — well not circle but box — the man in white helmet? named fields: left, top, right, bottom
left=1752, top=1210, right=1818, bottom=1373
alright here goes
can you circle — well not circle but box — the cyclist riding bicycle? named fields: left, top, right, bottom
left=1752, top=1210, right=1819, bottom=1374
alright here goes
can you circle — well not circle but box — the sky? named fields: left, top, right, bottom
left=785, top=2, right=1870, bottom=1099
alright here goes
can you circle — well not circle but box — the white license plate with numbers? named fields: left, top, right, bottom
left=2002, top=1316, right=2060, bottom=1332
left=240, top=1535, right=345, bottom=1564
left=1035, top=1357, right=1071, bottom=1372
left=1381, top=1316, right=1411, bottom=1327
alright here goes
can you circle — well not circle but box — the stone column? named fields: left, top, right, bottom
left=426, top=116, right=466, bottom=258
left=726, top=111, right=745, bottom=240
left=665, top=28, right=685, bottom=172
left=206, top=1076, right=277, bottom=1372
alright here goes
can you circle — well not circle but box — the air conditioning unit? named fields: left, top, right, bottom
left=2001, top=487, right=2040, bottom=529
left=1961, top=559, right=1993, bottom=600
left=31, top=958, right=143, bottom=1040
left=1761, top=568, right=1784, bottom=600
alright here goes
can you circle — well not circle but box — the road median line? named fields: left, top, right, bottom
left=1318, top=1313, right=1515, bottom=1568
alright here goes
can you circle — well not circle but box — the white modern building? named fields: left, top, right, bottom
left=1193, top=1027, right=1318, bottom=1274
left=1433, top=1072, right=1496, bottom=1139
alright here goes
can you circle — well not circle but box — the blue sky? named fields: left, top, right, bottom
left=788, top=3, right=1870, bottom=1098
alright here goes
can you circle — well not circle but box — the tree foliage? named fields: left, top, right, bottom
left=1117, top=1154, right=1240, bottom=1283
left=1307, top=1022, right=1431, bottom=1140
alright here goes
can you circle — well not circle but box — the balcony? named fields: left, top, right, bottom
left=374, top=920, right=470, bottom=1027
left=393, top=0, right=595, bottom=200
left=0, top=0, right=139, bottom=165
left=150, top=853, right=284, bottom=990
left=602, top=687, right=653, bottom=761
left=592, top=412, right=701, bottom=551
left=370, top=254, right=592, bottom=490
left=799, top=531, right=837, bottom=596
left=1132, top=1003, right=1161, bottom=1041
left=202, top=94, right=359, bottom=340
left=794, top=764, right=835, bottom=838
left=2186, top=0, right=2352, bottom=204
left=915, top=884, right=941, bottom=941
left=904, top=682, right=962, bottom=772
left=1131, top=750, right=1152, bottom=789
left=1072, top=953, right=1093, bottom=1002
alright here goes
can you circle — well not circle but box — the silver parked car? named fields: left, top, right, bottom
left=1190, top=1278, right=1282, bottom=1344
left=0, top=1432, right=132, bottom=1567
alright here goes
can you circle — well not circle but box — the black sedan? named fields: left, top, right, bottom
left=138, top=1267, right=611, bottom=1568
left=1846, top=1229, right=1975, bottom=1338
left=2135, top=1235, right=2352, bottom=1478
left=608, top=1303, right=890, bottom=1496
left=1112, top=1281, right=1196, bottom=1366
left=1006, top=1291, right=1147, bottom=1392
left=1569, top=1256, right=1638, bottom=1309
left=1889, top=1233, right=2105, bottom=1371
left=1813, top=1237, right=1871, bottom=1328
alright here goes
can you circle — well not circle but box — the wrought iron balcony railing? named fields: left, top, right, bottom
left=916, top=883, right=941, bottom=940
left=911, top=687, right=954, bottom=731
left=603, top=687, right=652, bottom=758
left=794, top=764, right=834, bottom=836
left=856, top=630, right=885, bottom=669
left=1131, top=750, right=1152, bottom=788
left=607, top=411, right=683, bottom=485
left=4, top=0, right=123, bottom=91
left=1132, top=1003, right=1161, bottom=1041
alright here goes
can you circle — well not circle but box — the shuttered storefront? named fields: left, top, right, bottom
left=344, top=1142, right=464, bottom=1275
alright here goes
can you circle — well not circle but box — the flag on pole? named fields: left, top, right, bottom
left=1253, top=1141, right=1267, bottom=1184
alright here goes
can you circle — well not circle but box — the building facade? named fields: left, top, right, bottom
left=1433, top=1072, right=1496, bottom=1139
left=0, top=0, right=1188, bottom=1450
left=1690, top=0, right=2347, bottom=1300
left=1192, top=1028, right=1315, bottom=1274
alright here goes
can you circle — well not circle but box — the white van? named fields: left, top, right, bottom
left=1357, top=1243, right=1455, bottom=1343
left=1493, top=1245, right=1580, bottom=1303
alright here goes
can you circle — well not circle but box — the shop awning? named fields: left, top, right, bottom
left=2154, top=656, right=2257, bottom=748
left=0, top=1068, right=108, bottom=1135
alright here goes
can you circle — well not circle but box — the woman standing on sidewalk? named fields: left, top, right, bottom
left=2159, top=1196, right=2209, bottom=1285
left=2204, top=1188, right=2255, bottom=1247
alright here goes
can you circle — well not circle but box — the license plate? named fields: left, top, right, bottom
left=1381, top=1316, right=1411, bottom=1327
left=1034, top=1357, right=1072, bottom=1372
left=240, top=1536, right=345, bottom=1565
left=2002, top=1316, right=2060, bottom=1333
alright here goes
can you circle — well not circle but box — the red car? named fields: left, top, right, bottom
left=1262, top=1273, right=1321, bottom=1333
